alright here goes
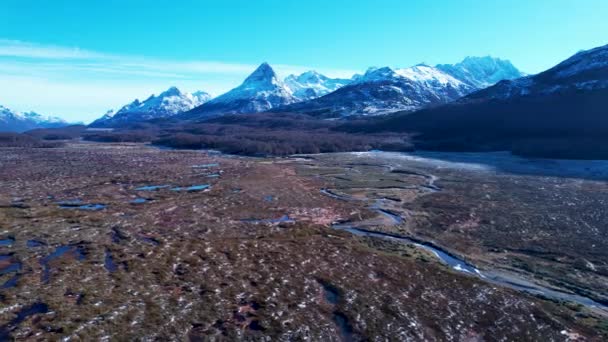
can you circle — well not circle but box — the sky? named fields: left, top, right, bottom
left=0, top=0, right=607, bottom=123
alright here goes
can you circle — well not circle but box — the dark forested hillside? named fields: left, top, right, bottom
left=342, top=88, right=608, bottom=159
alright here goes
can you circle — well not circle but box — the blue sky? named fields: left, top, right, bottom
left=1, top=0, right=607, bottom=122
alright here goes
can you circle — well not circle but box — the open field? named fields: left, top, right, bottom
left=0, top=143, right=606, bottom=340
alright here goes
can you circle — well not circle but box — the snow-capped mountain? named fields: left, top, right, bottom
left=182, top=63, right=298, bottom=119
left=284, top=71, right=351, bottom=101
left=367, top=43, right=608, bottom=159
left=91, top=87, right=211, bottom=127
left=0, top=105, right=69, bottom=132
left=278, top=64, right=475, bottom=116
left=466, top=44, right=608, bottom=101
left=436, top=56, right=525, bottom=88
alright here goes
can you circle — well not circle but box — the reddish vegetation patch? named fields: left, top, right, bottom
left=0, top=143, right=604, bottom=340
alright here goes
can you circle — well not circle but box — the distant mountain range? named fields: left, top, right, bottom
left=91, top=87, right=211, bottom=127
left=279, top=57, right=524, bottom=117
left=8, top=42, right=607, bottom=159
left=91, top=56, right=524, bottom=126
left=278, top=64, right=475, bottom=116
left=358, top=43, right=608, bottom=159
left=0, top=105, right=70, bottom=132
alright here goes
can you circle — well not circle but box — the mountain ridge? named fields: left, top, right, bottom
left=436, top=56, right=525, bottom=88
left=0, top=105, right=70, bottom=132
left=91, top=86, right=211, bottom=127
left=284, top=71, right=351, bottom=101
left=274, top=64, right=476, bottom=117
left=351, top=43, right=608, bottom=159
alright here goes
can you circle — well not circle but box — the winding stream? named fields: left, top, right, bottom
left=321, top=182, right=608, bottom=313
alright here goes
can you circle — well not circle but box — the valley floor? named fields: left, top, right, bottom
left=0, top=143, right=606, bottom=340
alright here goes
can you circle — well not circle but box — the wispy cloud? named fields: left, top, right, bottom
left=0, top=40, right=357, bottom=78
left=0, top=39, right=106, bottom=59
left=0, top=39, right=359, bottom=122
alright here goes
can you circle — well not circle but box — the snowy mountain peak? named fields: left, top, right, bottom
left=182, top=63, right=299, bottom=118
left=117, top=86, right=211, bottom=116
left=90, top=87, right=212, bottom=127
left=159, top=86, right=183, bottom=97
left=1, top=104, right=69, bottom=132
left=243, top=62, right=281, bottom=86
left=354, top=66, right=398, bottom=83
left=395, top=65, right=466, bottom=86
left=467, top=43, right=608, bottom=101
left=355, top=64, right=466, bottom=88
left=284, top=70, right=352, bottom=101
left=436, top=56, right=525, bottom=88
left=279, top=63, right=475, bottom=117
left=295, top=70, right=327, bottom=83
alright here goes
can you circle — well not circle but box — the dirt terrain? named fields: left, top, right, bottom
left=0, top=143, right=605, bottom=340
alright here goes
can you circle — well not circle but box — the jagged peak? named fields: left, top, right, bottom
left=439, top=55, right=515, bottom=67
left=243, top=62, right=279, bottom=85
left=300, top=70, right=321, bottom=76
left=160, top=86, right=182, bottom=97
left=365, top=66, right=395, bottom=75
left=463, top=55, right=502, bottom=62
left=435, top=55, right=524, bottom=88
left=293, top=70, right=330, bottom=84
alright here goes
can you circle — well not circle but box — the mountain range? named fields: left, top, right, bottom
left=4, top=42, right=607, bottom=159
left=89, top=56, right=523, bottom=126
left=0, top=105, right=70, bottom=132
left=0, top=55, right=525, bottom=131
left=278, top=64, right=474, bottom=117
left=359, top=43, right=608, bottom=158
left=279, top=57, right=524, bottom=117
